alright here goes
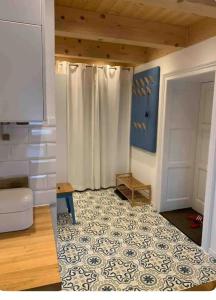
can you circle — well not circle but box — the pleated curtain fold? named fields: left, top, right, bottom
left=60, top=62, right=132, bottom=190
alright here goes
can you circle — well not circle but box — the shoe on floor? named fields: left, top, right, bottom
left=191, top=221, right=202, bottom=229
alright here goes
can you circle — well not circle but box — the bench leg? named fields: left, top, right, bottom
left=65, top=197, right=71, bottom=213
left=66, top=194, right=76, bottom=225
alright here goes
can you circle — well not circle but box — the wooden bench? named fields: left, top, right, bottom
left=116, top=173, right=151, bottom=207
left=0, top=206, right=61, bottom=291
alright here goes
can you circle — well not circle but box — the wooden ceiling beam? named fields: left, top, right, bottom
left=142, top=16, right=216, bottom=62
left=131, top=0, right=216, bottom=19
left=145, top=47, right=177, bottom=62
left=55, top=36, right=149, bottom=64
left=188, top=18, right=216, bottom=45
left=55, top=56, right=136, bottom=67
left=55, top=6, right=188, bottom=49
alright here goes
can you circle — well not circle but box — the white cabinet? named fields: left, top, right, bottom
left=0, top=0, right=41, bottom=25
left=0, top=21, right=43, bottom=121
left=0, top=0, right=54, bottom=123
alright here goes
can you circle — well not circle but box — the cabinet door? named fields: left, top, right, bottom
left=0, top=21, right=43, bottom=122
left=0, top=0, right=41, bottom=25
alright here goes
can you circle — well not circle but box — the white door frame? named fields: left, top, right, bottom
left=155, top=62, right=216, bottom=252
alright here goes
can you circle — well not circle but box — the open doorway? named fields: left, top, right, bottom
left=159, top=70, right=215, bottom=246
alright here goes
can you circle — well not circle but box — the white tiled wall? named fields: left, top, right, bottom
left=34, top=190, right=56, bottom=206
left=30, top=158, right=56, bottom=175
left=0, top=123, right=56, bottom=206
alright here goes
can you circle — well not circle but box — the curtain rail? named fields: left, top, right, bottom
left=68, top=63, right=131, bottom=71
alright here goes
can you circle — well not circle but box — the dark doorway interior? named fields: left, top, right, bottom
left=160, top=208, right=202, bottom=246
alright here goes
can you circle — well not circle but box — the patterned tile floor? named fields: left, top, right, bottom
left=57, top=188, right=216, bottom=291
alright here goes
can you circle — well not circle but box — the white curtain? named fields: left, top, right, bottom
left=60, top=62, right=132, bottom=190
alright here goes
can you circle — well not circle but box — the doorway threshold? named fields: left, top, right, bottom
left=160, top=208, right=202, bottom=246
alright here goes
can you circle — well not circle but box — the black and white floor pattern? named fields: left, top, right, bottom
left=57, top=188, right=216, bottom=291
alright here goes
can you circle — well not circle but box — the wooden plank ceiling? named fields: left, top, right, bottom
left=55, top=0, right=216, bottom=66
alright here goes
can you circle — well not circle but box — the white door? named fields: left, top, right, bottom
left=193, top=82, right=214, bottom=214
left=0, top=21, right=43, bottom=121
left=161, top=80, right=200, bottom=211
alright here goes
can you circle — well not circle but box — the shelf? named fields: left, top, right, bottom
left=117, top=185, right=151, bottom=206
left=116, top=173, right=151, bottom=207
left=118, top=175, right=148, bottom=190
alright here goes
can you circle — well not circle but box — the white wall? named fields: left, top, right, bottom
left=132, top=37, right=216, bottom=255
left=55, top=65, right=70, bottom=213
left=132, top=37, right=216, bottom=205
left=55, top=72, right=69, bottom=213
left=210, top=184, right=216, bottom=257
left=56, top=73, right=67, bottom=183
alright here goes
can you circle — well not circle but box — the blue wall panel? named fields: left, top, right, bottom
left=130, top=67, right=160, bottom=153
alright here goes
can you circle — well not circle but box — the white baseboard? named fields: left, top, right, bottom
left=209, top=248, right=216, bottom=258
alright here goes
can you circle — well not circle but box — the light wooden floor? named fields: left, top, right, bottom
left=186, top=280, right=216, bottom=291
left=0, top=206, right=61, bottom=291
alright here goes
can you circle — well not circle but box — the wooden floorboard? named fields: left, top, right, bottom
left=186, top=280, right=216, bottom=291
